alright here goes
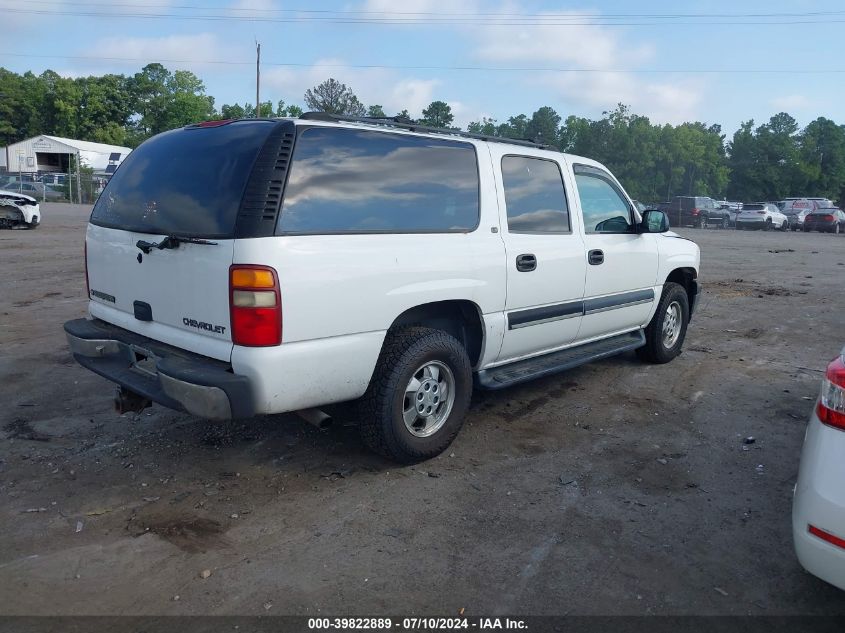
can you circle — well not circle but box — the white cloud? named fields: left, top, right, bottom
left=534, top=71, right=703, bottom=125
left=465, top=5, right=703, bottom=123
left=84, top=33, right=236, bottom=71
left=263, top=59, right=442, bottom=118
left=362, top=0, right=480, bottom=18
left=227, top=0, right=278, bottom=16
left=474, top=11, right=654, bottom=69
left=771, top=94, right=810, bottom=112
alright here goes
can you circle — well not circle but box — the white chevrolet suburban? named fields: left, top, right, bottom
left=64, top=114, right=700, bottom=463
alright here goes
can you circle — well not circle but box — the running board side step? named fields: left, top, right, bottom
left=476, top=330, right=646, bottom=390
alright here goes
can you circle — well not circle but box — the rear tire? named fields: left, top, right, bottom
left=721, top=217, right=729, bottom=229
left=764, top=219, right=772, bottom=231
left=697, top=216, right=707, bottom=229
left=781, top=220, right=788, bottom=231
left=835, top=224, right=841, bottom=235
left=637, top=283, right=689, bottom=365
left=358, top=327, right=472, bottom=464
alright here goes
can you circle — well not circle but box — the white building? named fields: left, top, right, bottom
left=2, top=135, right=131, bottom=176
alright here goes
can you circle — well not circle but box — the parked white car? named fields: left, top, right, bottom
left=0, top=189, right=41, bottom=229
left=793, top=347, right=845, bottom=591
left=64, top=114, right=700, bottom=462
left=736, top=202, right=789, bottom=231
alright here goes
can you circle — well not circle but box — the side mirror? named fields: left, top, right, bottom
left=640, top=209, right=670, bottom=233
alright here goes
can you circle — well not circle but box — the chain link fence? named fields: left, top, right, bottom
left=0, top=171, right=107, bottom=204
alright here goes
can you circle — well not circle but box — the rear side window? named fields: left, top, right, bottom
left=501, top=156, right=570, bottom=233
left=278, top=127, right=479, bottom=234
left=90, top=121, right=276, bottom=238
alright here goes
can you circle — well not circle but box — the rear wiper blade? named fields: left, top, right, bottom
left=136, top=235, right=218, bottom=254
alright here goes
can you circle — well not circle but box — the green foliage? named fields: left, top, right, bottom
left=0, top=65, right=305, bottom=149
left=303, top=78, right=366, bottom=116
left=3, top=64, right=845, bottom=204
left=367, top=104, right=387, bottom=118
left=467, top=117, right=497, bottom=136
left=420, top=101, right=454, bottom=129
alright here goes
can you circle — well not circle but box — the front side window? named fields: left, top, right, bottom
left=278, top=127, right=479, bottom=234
left=501, top=156, right=570, bottom=233
left=574, top=166, right=633, bottom=234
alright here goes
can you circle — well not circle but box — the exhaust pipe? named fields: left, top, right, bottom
left=114, top=387, right=152, bottom=414
left=295, top=408, right=333, bottom=430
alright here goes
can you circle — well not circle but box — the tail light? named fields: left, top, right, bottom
left=229, top=265, right=281, bottom=347
left=192, top=119, right=234, bottom=128
left=809, top=525, right=845, bottom=550
left=823, top=214, right=835, bottom=222
left=691, top=208, right=700, bottom=216
left=756, top=211, right=766, bottom=215
left=84, top=240, right=90, bottom=297
left=817, top=354, right=845, bottom=430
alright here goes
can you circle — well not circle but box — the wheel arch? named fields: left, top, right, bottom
left=387, top=300, right=485, bottom=367
left=665, top=267, right=698, bottom=316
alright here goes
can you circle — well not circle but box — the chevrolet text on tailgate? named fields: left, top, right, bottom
left=65, top=113, right=700, bottom=463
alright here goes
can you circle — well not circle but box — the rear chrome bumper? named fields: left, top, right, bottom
left=64, top=318, right=254, bottom=420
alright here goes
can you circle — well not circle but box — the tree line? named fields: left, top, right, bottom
left=2, top=65, right=844, bottom=204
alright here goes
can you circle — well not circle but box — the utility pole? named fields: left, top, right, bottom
left=255, top=41, right=261, bottom=118
left=75, top=151, right=83, bottom=204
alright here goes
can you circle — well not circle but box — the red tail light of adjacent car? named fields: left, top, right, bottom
left=817, top=355, right=845, bottom=430
left=229, top=265, right=282, bottom=347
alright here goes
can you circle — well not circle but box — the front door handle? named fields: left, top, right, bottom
left=588, top=249, right=604, bottom=265
left=516, top=254, right=537, bottom=272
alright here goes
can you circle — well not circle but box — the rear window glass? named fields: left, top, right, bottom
left=277, top=127, right=479, bottom=234
left=743, top=204, right=764, bottom=211
left=501, top=156, right=570, bottom=233
left=90, top=121, right=275, bottom=238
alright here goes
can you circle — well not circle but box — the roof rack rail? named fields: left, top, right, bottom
left=298, top=111, right=553, bottom=150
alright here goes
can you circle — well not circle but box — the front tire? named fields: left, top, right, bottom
left=359, top=327, right=472, bottom=463
left=637, top=282, right=689, bottom=364
left=696, top=216, right=707, bottom=229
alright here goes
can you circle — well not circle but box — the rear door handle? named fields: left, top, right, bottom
left=588, top=249, right=604, bottom=265
left=516, top=254, right=537, bottom=272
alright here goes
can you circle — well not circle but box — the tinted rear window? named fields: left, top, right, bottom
left=743, top=204, right=765, bottom=211
left=501, top=156, right=570, bottom=233
left=90, top=121, right=275, bottom=238
left=277, top=127, right=479, bottom=234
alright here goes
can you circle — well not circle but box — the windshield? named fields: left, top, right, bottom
left=90, top=120, right=275, bottom=238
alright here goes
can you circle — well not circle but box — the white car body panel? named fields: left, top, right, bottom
left=793, top=406, right=845, bottom=591
left=0, top=189, right=40, bottom=226
left=737, top=204, right=789, bottom=229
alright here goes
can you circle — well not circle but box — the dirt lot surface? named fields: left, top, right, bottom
left=2, top=203, right=845, bottom=616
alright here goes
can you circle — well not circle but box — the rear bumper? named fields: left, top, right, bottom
left=64, top=318, right=254, bottom=420
left=793, top=409, right=845, bottom=591
left=804, top=222, right=836, bottom=231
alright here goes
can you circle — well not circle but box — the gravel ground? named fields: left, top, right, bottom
left=1, top=203, right=845, bottom=616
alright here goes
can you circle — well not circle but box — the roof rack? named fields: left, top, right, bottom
left=298, top=112, right=553, bottom=150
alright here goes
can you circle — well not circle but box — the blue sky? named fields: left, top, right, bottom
left=2, top=0, right=844, bottom=135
